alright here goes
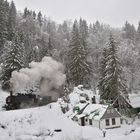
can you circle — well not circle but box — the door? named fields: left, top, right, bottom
left=81, top=117, right=85, bottom=126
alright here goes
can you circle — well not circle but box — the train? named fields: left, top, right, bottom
left=4, top=91, right=52, bottom=110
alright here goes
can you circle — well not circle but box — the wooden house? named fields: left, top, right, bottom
left=66, top=103, right=122, bottom=129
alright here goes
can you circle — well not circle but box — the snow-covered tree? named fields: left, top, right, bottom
left=123, top=21, right=136, bottom=43
left=119, top=40, right=139, bottom=93
left=79, top=18, right=88, bottom=48
left=0, top=32, right=25, bottom=90
left=98, top=48, right=107, bottom=97
left=37, top=11, right=43, bottom=27
left=67, top=20, right=92, bottom=87
left=98, top=34, right=130, bottom=115
left=137, top=22, right=140, bottom=42
left=0, top=0, right=9, bottom=52
left=7, top=0, right=16, bottom=41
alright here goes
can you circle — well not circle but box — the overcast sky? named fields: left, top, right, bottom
left=10, top=0, right=140, bottom=28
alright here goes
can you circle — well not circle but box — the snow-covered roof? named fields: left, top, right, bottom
left=65, top=109, right=78, bottom=119
left=79, top=96, right=86, bottom=101
left=72, top=103, right=108, bottom=120
left=69, top=86, right=100, bottom=105
left=76, top=114, right=86, bottom=119
left=129, top=94, right=140, bottom=108
left=77, top=85, right=84, bottom=89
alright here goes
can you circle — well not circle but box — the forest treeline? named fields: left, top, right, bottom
left=0, top=0, right=140, bottom=94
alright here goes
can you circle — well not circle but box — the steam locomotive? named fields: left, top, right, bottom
left=4, top=91, right=52, bottom=110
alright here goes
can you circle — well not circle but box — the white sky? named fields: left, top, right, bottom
left=9, top=0, right=140, bottom=28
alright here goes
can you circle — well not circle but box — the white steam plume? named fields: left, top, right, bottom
left=10, top=57, right=66, bottom=97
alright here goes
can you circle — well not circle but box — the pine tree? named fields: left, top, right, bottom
left=79, top=18, right=93, bottom=87
left=62, top=21, right=70, bottom=41
left=37, top=11, right=43, bottom=27
left=23, top=7, right=28, bottom=18
left=0, top=0, right=8, bottom=51
left=98, top=48, right=107, bottom=100
left=7, top=0, right=16, bottom=41
left=79, top=18, right=88, bottom=47
left=68, top=20, right=92, bottom=87
left=123, top=21, right=136, bottom=43
left=0, top=32, right=25, bottom=90
left=30, top=45, right=40, bottom=62
left=33, top=11, right=36, bottom=19
left=137, top=22, right=140, bottom=42
left=98, top=34, right=130, bottom=115
left=48, top=36, right=53, bottom=56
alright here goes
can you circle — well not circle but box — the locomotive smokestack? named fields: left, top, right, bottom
left=10, top=91, right=13, bottom=96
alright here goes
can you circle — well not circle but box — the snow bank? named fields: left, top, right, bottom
left=0, top=96, right=140, bottom=140
left=0, top=89, right=9, bottom=111
left=0, top=103, right=84, bottom=140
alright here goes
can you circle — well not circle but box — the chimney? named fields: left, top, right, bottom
left=10, top=91, right=13, bottom=96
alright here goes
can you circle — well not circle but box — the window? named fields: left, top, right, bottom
left=105, top=119, right=110, bottom=126
left=112, top=118, right=116, bottom=125
left=120, top=118, right=123, bottom=124
left=85, top=118, right=88, bottom=122
left=89, top=119, right=92, bottom=125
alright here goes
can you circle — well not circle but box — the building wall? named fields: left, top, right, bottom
left=77, top=117, right=121, bottom=129
left=92, top=120, right=100, bottom=128
left=78, top=118, right=82, bottom=126
left=100, top=117, right=121, bottom=129
left=85, top=117, right=89, bottom=125
left=102, top=107, right=121, bottom=119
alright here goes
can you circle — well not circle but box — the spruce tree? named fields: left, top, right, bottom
left=79, top=18, right=93, bottom=87
left=79, top=18, right=88, bottom=47
left=7, top=0, right=16, bottom=41
left=0, top=32, right=25, bottom=90
left=123, top=21, right=136, bottom=42
left=68, top=20, right=92, bottom=87
left=0, top=0, right=8, bottom=51
left=98, top=48, right=107, bottom=100
left=37, top=11, right=43, bottom=27
left=98, top=34, right=130, bottom=115
left=48, top=36, right=53, bottom=56
left=23, top=7, right=28, bottom=18
left=33, top=11, right=36, bottom=19
left=137, top=22, right=140, bottom=42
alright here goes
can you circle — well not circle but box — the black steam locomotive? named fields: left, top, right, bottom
left=4, top=90, right=53, bottom=110
left=5, top=91, right=38, bottom=110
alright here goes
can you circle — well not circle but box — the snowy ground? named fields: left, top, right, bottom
left=0, top=89, right=9, bottom=110
left=0, top=90, right=140, bottom=140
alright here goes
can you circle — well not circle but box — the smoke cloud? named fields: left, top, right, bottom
left=10, top=57, right=66, bottom=97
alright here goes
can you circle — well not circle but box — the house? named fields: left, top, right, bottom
left=129, top=94, right=140, bottom=115
left=66, top=103, right=122, bottom=129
